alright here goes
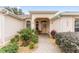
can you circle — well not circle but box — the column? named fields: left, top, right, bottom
left=31, top=18, right=35, bottom=30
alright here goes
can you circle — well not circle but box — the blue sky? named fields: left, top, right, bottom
left=20, top=6, right=79, bottom=14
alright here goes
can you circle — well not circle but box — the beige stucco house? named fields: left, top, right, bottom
left=0, top=8, right=79, bottom=46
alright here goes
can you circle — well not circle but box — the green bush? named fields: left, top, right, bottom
left=0, top=34, right=19, bottom=53
left=10, top=35, right=19, bottom=43
left=14, top=35, right=19, bottom=41
left=18, top=28, right=38, bottom=46
left=18, top=28, right=32, bottom=41
left=31, top=34, right=38, bottom=43
left=0, top=42, right=19, bottom=53
left=0, top=28, right=38, bottom=53
left=10, top=38, right=16, bottom=43
left=29, top=42, right=35, bottom=49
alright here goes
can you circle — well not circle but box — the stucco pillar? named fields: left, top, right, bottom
left=31, top=18, right=35, bottom=30
left=49, top=19, right=52, bottom=33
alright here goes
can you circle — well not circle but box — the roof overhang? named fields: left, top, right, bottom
left=52, top=11, right=79, bottom=19
left=0, top=8, right=31, bottom=20
left=61, top=11, right=79, bottom=16
left=29, top=11, right=58, bottom=14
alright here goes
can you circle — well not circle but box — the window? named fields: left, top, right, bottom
left=26, top=21, right=31, bottom=28
left=75, top=19, right=79, bottom=32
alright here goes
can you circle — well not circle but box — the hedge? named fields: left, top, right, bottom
left=55, top=32, right=79, bottom=53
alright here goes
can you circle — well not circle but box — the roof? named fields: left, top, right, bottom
left=30, top=11, right=79, bottom=16
left=16, top=15, right=31, bottom=19
left=30, top=11, right=58, bottom=14
left=1, top=8, right=79, bottom=20
left=61, top=11, right=79, bottom=16
left=0, top=8, right=31, bottom=20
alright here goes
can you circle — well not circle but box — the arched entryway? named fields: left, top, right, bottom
left=35, top=18, right=50, bottom=34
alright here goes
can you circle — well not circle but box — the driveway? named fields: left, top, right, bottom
left=33, top=34, right=61, bottom=53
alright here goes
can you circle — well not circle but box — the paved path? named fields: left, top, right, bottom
left=33, top=34, right=61, bottom=53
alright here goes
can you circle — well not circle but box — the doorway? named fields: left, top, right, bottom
left=41, top=21, right=48, bottom=33
left=35, top=18, right=50, bottom=34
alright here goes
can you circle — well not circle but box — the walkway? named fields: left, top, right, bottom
left=33, top=34, right=61, bottom=53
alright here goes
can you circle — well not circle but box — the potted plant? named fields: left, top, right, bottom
left=51, top=30, right=57, bottom=39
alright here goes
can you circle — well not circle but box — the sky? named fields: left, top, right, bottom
left=19, top=6, right=79, bottom=14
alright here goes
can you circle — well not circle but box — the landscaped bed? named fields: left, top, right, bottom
left=0, top=28, right=38, bottom=53
left=55, top=32, right=79, bottom=53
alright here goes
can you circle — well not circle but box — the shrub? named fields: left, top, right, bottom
left=55, top=34, right=63, bottom=45
left=10, top=35, right=19, bottom=43
left=18, top=28, right=31, bottom=46
left=10, top=38, right=16, bottom=43
left=18, top=28, right=30, bottom=41
left=18, top=28, right=38, bottom=46
left=31, top=34, right=38, bottom=43
left=29, top=42, right=35, bottom=49
left=51, top=30, right=56, bottom=39
left=0, top=42, right=19, bottom=53
left=14, top=35, right=19, bottom=42
left=55, top=32, right=79, bottom=53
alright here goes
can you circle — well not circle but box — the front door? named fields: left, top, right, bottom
left=41, top=21, right=48, bottom=33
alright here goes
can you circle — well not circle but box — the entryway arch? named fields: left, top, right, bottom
left=34, top=18, right=50, bottom=34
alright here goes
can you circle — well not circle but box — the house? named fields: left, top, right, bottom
left=0, top=8, right=79, bottom=46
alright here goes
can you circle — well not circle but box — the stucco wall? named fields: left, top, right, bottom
left=50, top=16, right=75, bottom=33
left=0, top=13, right=5, bottom=45
left=31, top=13, right=76, bottom=33
left=4, top=15, right=25, bottom=42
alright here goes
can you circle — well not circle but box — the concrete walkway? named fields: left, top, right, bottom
left=33, top=34, right=61, bottom=53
